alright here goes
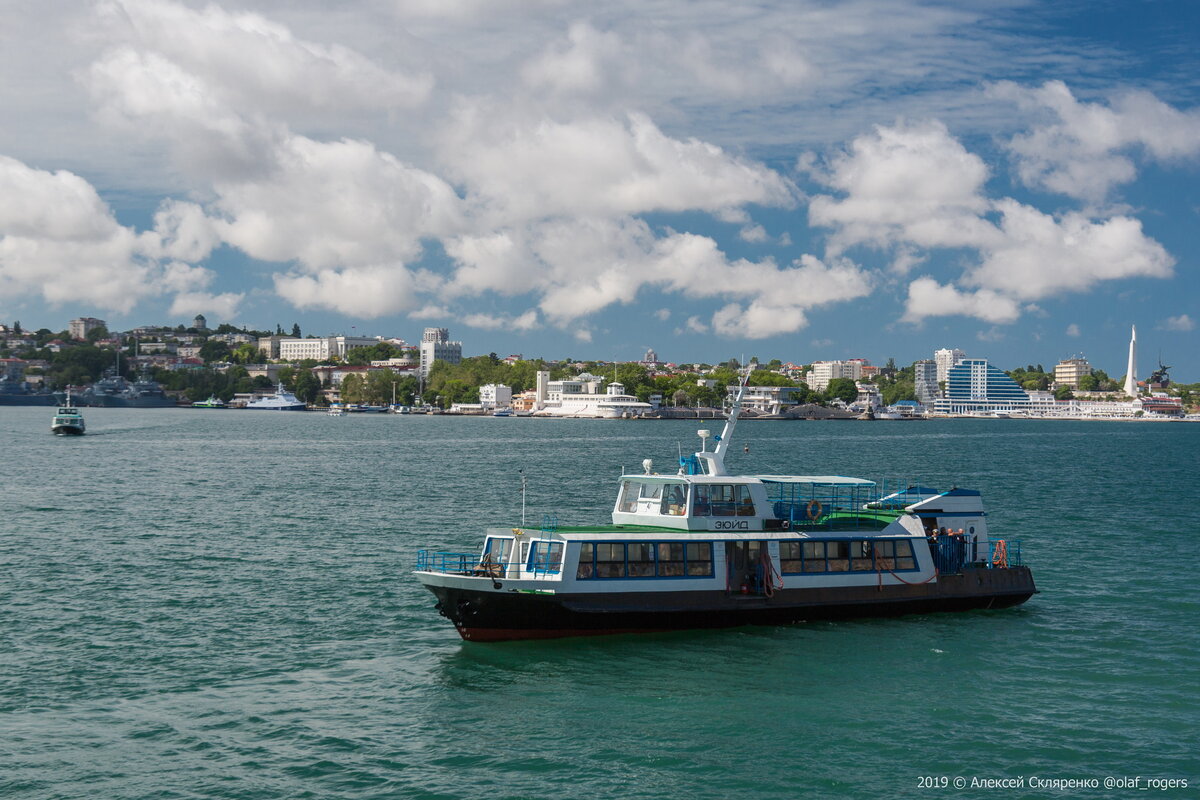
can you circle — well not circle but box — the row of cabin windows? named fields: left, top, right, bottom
left=779, top=539, right=917, bottom=573
left=576, top=541, right=714, bottom=579
left=492, top=537, right=918, bottom=578
left=617, top=481, right=757, bottom=518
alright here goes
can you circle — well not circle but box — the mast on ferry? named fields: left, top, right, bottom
left=691, top=364, right=752, bottom=477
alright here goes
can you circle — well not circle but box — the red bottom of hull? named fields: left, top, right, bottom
left=457, top=626, right=676, bottom=642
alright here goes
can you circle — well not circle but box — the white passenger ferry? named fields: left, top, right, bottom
left=416, top=372, right=1036, bottom=641
left=50, top=389, right=86, bottom=436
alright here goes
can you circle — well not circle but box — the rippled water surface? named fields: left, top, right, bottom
left=2, top=409, right=1197, bottom=798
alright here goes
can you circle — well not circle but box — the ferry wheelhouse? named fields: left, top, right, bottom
left=415, top=373, right=1036, bottom=642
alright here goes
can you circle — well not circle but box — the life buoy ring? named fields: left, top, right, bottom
left=806, top=500, right=823, bottom=520
left=781, top=520, right=791, bottom=530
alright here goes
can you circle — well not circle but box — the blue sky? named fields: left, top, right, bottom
left=0, top=0, right=1197, bottom=379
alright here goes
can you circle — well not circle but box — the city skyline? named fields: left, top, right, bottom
left=6, top=312, right=1184, bottom=385
left=1, top=1, right=1197, bottom=376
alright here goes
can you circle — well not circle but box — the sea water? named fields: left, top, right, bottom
left=1, top=408, right=1197, bottom=799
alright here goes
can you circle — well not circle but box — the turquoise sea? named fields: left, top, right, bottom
left=1, top=408, right=1197, bottom=799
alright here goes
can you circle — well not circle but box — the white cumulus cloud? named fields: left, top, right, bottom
left=168, top=291, right=244, bottom=320
left=808, top=119, right=994, bottom=254
left=273, top=265, right=417, bottom=317
left=461, top=309, right=541, bottom=331
left=992, top=80, right=1200, bottom=203
left=438, top=106, right=795, bottom=224
left=901, top=277, right=1021, bottom=325
left=965, top=200, right=1173, bottom=299
left=0, top=155, right=157, bottom=312
left=97, top=0, right=432, bottom=116
left=810, top=117, right=1175, bottom=324
left=1160, top=314, right=1194, bottom=332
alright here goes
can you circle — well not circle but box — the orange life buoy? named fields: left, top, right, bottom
left=806, top=500, right=823, bottom=520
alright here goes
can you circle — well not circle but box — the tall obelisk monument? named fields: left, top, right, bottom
left=1123, top=325, right=1138, bottom=397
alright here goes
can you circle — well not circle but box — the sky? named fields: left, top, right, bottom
left=1, top=0, right=1198, bottom=379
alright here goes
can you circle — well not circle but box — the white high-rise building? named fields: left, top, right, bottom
left=934, top=348, right=966, bottom=384
left=913, top=359, right=939, bottom=404
left=418, top=328, right=462, bottom=378
left=805, top=360, right=866, bottom=392
left=1123, top=325, right=1138, bottom=397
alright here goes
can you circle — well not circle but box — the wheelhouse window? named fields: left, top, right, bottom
left=618, top=481, right=671, bottom=514
left=692, top=484, right=756, bottom=517
left=483, top=537, right=513, bottom=568
left=618, top=481, right=640, bottom=513
left=659, top=484, right=688, bottom=516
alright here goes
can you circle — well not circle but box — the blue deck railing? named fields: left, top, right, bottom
left=988, top=539, right=1022, bottom=569
left=926, top=537, right=1022, bottom=573
left=415, top=550, right=478, bottom=574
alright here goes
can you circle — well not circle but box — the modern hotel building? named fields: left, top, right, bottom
left=932, top=359, right=1055, bottom=415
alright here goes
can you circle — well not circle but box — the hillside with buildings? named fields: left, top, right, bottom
left=1, top=317, right=1195, bottom=418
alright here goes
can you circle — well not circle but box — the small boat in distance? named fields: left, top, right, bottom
left=415, top=369, right=1036, bottom=642
left=244, top=383, right=307, bottom=411
left=51, top=390, right=86, bottom=435
left=328, top=403, right=347, bottom=416
left=192, top=395, right=227, bottom=409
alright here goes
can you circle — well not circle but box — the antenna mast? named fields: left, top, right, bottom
left=694, top=364, right=752, bottom=476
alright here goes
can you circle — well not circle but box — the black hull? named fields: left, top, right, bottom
left=0, top=395, right=60, bottom=406
left=426, top=567, right=1036, bottom=642
left=51, top=427, right=85, bottom=435
left=84, top=396, right=177, bottom=408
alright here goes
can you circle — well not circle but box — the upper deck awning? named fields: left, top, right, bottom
left=754, top=475, right=876, bottom=487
